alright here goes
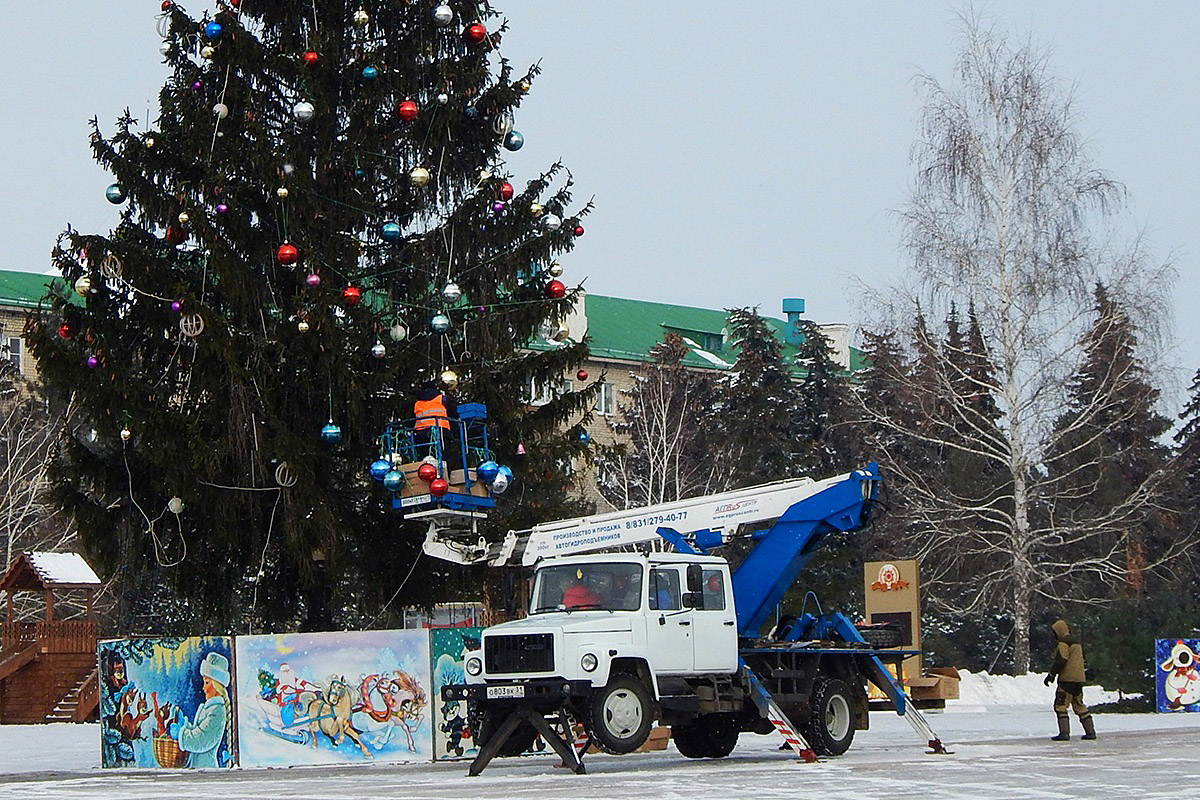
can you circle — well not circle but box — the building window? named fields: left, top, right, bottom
left=2, top=337, right=20, bottom=373
left=528, top=377, right=571, bottom=406
left=701, top=332, right=723, bottom=353
left=594, top=381, right=615, bottom=415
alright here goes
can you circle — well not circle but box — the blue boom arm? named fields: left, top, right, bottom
left=731, top=464, right=880, bottom=637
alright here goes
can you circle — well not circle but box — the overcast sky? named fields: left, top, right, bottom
left=2, top=2, right=1197, bottom=400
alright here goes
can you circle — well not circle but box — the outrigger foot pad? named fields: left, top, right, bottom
left=927, top=738, right=952, bottom=754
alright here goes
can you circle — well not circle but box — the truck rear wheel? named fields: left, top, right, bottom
left=585, top=675, right=653, bottom=754
left=803, top=678, right=855, bottom=756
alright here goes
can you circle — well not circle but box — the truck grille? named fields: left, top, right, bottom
left=484, top=633, right=554, bottom=674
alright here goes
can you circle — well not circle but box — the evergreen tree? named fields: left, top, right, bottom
left=26, top=2, right=592, bottom=633
left=713, top=307, right=803, bottom=488
left=791, top=320, right=855, bottom=475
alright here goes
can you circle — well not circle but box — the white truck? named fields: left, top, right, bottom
left=432, top=466, right=946, bottom=774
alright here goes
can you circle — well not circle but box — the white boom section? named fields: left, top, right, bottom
left=484, top=472, right=858, bottom=567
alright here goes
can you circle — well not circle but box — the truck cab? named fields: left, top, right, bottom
left=458, top=552, right=739, bottom=754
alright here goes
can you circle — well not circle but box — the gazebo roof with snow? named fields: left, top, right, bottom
left=0, top=552, right=102, bottom=592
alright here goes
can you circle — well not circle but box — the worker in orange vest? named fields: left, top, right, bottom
left=413, top=380, right=457, bottom=461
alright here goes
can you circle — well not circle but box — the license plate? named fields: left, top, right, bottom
left=486, top=684, right=525, bottom=699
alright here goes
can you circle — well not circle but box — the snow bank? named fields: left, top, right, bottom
left=953, top=668, right=1127, bottom=707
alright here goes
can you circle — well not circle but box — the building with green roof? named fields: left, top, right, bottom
left=0, top=270, right=73, bottom=381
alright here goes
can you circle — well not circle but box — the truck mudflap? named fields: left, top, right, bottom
left=442, top=679, right=591, bottom=706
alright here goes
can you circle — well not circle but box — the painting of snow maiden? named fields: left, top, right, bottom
left=98, top=636, right=235, bottom=769
left=234, top=629, right=432, bottom=767
left=430, top=627, right=483, bottom=760
left=1157, top=638, right=1200, bottom=712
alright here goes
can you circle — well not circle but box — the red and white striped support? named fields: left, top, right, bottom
left=764, top=694, right=818, bottom=763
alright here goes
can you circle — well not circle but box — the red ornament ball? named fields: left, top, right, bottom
left=429, top=477, right=450, bottom=497
left=545, top=279, right=566, bottom=299
left=165, top=226, right=186, bottom=245
left=417, top=463, right=438, bottom=483
left=573, top=225, right=585, bottom=237
left=397, top=100, right=419, bottom=121
left=276, top=242, right=299, bottom=265
left=303, top=50, right=319, bottom=66
left=576, top=369, right=588, bottom=381
left=463, top=23, right=487, bottom=44
left=342, top=285, right=362, bottom=306
left=161, top=1, right=171, bottom=10
left=57, top=324, right=71, bottom=339
left=230, top=0, right=239, bottom=6
left=499, top=182, right=514, bottom=201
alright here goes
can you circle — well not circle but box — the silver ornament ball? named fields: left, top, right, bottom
left=541, top=213, right=562, bottom=232
left=213, top=103, right=229, bottom=119
left=432, top=4, right=454, bottom=26
left=371, top=342, right=387, bottom=358
left=430, top=313, right=451, bottom=333
left=389, top=322, right=408, bottom=342
left=441, top=281, right=462, bottom=303
left=293, top=101, right=316, bottom=122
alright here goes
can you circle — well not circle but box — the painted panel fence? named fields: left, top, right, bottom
left=1157, top=638, right=1200, bottom=712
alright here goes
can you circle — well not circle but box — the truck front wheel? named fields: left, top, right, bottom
left=803, top=677, right=855, bottom=756
left=585, top=675, right=654, bottom=754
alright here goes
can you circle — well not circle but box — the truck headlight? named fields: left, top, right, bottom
left=581, top=653, right=598, bottom=672
left=466, top=656, right=483, bottom=676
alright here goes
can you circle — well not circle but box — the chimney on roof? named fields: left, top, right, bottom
left=782, top=298, right=805, bottom=345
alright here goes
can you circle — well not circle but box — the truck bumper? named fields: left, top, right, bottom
left=442, top=679, right=592, bottom=707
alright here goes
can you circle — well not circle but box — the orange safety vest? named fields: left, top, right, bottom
left=414, top=395, right=450, bottom=430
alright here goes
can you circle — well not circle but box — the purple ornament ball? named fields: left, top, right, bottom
left=86, top=356, right=99, bottom=369
left=492, top=201, right=505, bottom=213
left=170, top=300, right=182, bottom=313
left=216, top=203, right=228, bottom=214
left=305, top=273, right=321, bottom=287
left=192, top=80, right=203, bottom=91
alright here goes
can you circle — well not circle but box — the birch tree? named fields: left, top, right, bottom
left=595, top=334, right=722, bottom=509
left=860, top=23, right=1178, bottom=672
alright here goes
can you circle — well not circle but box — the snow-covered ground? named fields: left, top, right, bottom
left=1, top=682, right=1196, bottom=799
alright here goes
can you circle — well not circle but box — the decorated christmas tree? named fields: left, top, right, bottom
left=26, top=0, right=594, bottom=633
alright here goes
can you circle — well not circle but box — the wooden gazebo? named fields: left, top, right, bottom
left=0, top=552, right=101, bottom=723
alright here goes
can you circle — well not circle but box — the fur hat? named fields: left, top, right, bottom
left=200, top=652, right=231, bottom=687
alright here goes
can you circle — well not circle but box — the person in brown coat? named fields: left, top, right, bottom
left=1043, top=619, right=1096, bottom=741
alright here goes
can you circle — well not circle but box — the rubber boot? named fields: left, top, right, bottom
left=1080, top=716, right=1096, bottom=740
left=1051, top=715, right=1070, bottom=741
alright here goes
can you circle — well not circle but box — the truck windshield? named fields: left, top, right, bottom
left=530, top=563, right=643, bottom=613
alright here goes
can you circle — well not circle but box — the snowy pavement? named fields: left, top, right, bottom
left=2, top=706, right=1199, bottom=799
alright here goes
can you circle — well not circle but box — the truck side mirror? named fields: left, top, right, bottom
left=686, top=564, right=703, bottom=593
left=682, top=591, right=704, bottom=610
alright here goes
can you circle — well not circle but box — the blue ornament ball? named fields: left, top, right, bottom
left=354, top=168, right=366, bottom=179
left=369, top=458, right=391, bottom=481
left=362, top=66, right=378, bottom=81
left=464, top=105, right=479, bottom=119
left=320, top=422, right=342, bottom=444
left=477, top=460, right=500, bottom=483
left=577, top=430, right=591, bottom=444
left=504, top=130, right=524, bottom=151
left=381, top=221, right=401, bottom=242
left=382, top=469, right=404, bottom=492
left=105, top=184, right=126, bottom=204
left=430, top=313, right=450, bottom=333
left=204, top=21, right=223, bottom=39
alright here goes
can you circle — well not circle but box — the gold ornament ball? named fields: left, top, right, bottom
left=478, top=168, right=492, bottom=182
left=277, top=187, right=289, bottom=199
left=552, top=321, right=570, bottom=342
left=529, top=202, right=544, bottom=217
left=353, top=8, right=369, bottom=26
left=440, top=369, right=459, bottom=390
left=145, top=136, right=156, bottom=148
left=517, top=80, right=531, bottom=93
left=178, top=211, right=190, bottom=224
left=201, top=45, right=215, bottom=59
left=409, top=166, right=431, bottom=187
left=548, top=261, right=564, bottom=277
left=120, top=428, right=132, bottom=441
left=74, top=276, right=92, bottom=296
left=298, top=320, right=310, bottom=333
